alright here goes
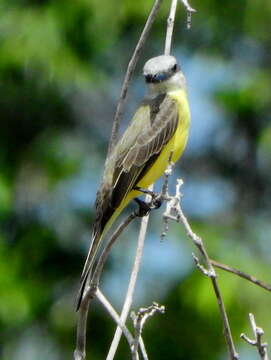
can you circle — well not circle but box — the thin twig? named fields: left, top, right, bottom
left=131, top=302, right=165, bottom=359
left=139, top=337, right=149, bottom=360
left=178, top=209, right=238, bottom=360
left=163, top=179, right=239, bottom=360
left=160, top=157, right=174, bottom=240
left=164, top=0, right=178, bottom=55
left=74, top=212, right=138, bottom=360
left=96, top=288, right=150, bottom=360
left=91, top=213, right=138, bottom=289
left=211, top=259, right=271, bottom=293
left=179, top=0, right=196, bottom=29
left=96, top=289, right=134, bottom=347
left=106, top=189, right=153, bottom=360
left=241, top=313, right=269, bottom=360
left=180, top=0, right=196, bottom=13
left=74, top=301, right=90, bottom=360
left=107, top=0, right=163, bottom=155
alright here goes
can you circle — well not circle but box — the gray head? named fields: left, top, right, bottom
left=143, top=55, right=179, bottom=83
left=143, top=55, right=185, bottom=94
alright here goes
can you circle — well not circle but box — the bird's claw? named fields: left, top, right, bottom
left=134, top=198, right=151, bottom=217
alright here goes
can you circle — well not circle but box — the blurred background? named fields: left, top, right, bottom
left=0, top=0, right=271, bottom=359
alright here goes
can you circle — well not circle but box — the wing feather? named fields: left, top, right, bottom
left=111, top=95, right=179, bottom=210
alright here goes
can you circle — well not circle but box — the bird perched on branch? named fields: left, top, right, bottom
left=76, top=54, right=190, bottom=309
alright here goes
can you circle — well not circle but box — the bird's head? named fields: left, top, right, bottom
left=143, top=55, right=186, bottom=94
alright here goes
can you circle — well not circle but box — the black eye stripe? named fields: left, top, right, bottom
left=144, top=64, right=179, bottom=83
left=172, top=64, right=179, bottom=72
left=145, top=74, right=152, bottom=83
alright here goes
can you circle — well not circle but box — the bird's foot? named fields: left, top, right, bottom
left=134, top=187, right=164, bottom=215
left=134, top=198, right=151, bottom=217
left=152, top=196, right=163, bottom=209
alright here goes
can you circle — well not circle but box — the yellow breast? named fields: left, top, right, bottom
left=137, top=88, right=190, bottom=187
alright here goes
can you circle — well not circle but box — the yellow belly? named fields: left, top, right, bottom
left=111, top=88, right=190, bottom=222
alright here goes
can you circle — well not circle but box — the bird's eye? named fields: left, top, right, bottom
left=172, top=64, right=178, bottom=72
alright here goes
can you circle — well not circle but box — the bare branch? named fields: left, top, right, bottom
left=106, top=189, right=153, bottom=360
left=107, top=0, right=163, bottom=155
left=180, top=0, right=196, bottom=13
left=241, top=313, right=269, bottom=360
left=179, top=0, right=196, bottom=29
left=192, top=253, right=214, bottom=277
left=163, top=178, right=239, bottom=360
left=131, top=302, right=165, bottom=360
left=74, top=212, right=137, bottom=360
left=164, top=0, right=178, bottom=55
left=211, top=259, right=271, bottom=293
left=96, top=289, right=149, bottom=360
left=139, top=338, right=149, bottom=360
left=96, top=289, right=134, bottom=347
left=74, top=301, right=90, bottom=360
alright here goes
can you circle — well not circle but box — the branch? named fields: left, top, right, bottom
left=74, top=212, right=138, bottom=360
left=106, top=189, right=152, bottom=360
left=180, top=0, right=196, bottom=13
left=180, top=0, right=196, bottom=29
left=107, top=0, right=163, bottom=155
left=164, top=0, right=178, bottom=55
left=211, top=259, right=271, bottom=293
left=96, top=289, right=134, bottom=348
left=131, top=302, right=165, bottom=360
left=96, top=288, right=149, bottom=360
left=74, top=301, right=90, bottom=360
left=163, top=178, right=239, bottom=360
left=241, top=313, right=269, bottom=360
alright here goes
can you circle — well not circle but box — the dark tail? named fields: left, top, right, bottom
left=75, top=231, right=102, bottom=310
left=75, top=268, right=91, bottom=311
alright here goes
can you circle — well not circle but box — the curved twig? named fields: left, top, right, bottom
left=107, top=0, right=164, bottom=155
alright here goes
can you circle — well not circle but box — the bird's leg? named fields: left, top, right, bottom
left=134, top=198, right=151, bottom=217
left=134, top=186, right=156, bottom=197
left=134, top=186, right=163, bottom=210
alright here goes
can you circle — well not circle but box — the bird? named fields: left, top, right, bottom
left=76, top=54, right=190, bottom=310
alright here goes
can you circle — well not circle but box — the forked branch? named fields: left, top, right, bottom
left=241, top=313, right=269, bottom=360
left=162, top=176, right=239, bottom=360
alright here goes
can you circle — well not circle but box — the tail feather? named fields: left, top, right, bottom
left=80, top=231, right=100, bottom=283
left=75, top=268, right=91, bottom=311
left=75, top=231, right=101, bottom=310
left=76, top=193, right=133, bottom=311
